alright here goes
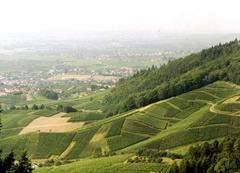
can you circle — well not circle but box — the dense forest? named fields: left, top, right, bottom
left=168, top=137, right=240, bottom=173
left=104, top=39, right=240, bottom=115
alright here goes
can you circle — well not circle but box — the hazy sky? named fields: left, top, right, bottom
left=0, top=0, right=240, bottom=36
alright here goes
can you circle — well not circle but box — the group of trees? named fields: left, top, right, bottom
left=127, top=149, right=182, bottom=164
left=0, top=151, right=33, bottom=173
left=31, top=104, right=45, bottom=110
left=104, top=39, right=240, bottom=115
left=39, top=89, right=58, bottom=100
left=168, top=137, right=240, bottom=173
left=0, top=106, right=33, bottom=173
left=9, top=104, right=46, bottom=110
left=56, top=105, right=77, bottom=113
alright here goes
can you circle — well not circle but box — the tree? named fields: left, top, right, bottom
left=32, top=104, right=38, bottom=110
left=15, top=152, right=33, bottom=173
left=24, top=105, right=29, bottom=110
left=168, top=162, right=179, bottom=173
left=63, top=106, right=77, bottom=113
left=0, top=105, right=2, bottom=132
left=179, top=160, right=191, bottom=173
left=57, top=105, right=63, bottom=112
left=57, top=105, right=77, bottom=113
left=39, top=104, right=45, bottom=109
left=2, top=151, right=15, bottom=173
left=0, top=106, right=2, bottom=172
left=103, top=40, right=240, bottom=116
left=39, top=90, right=58, bottom=100
left=234, top=138, right=240, bottom=160
left=9, top=105, right=16, bottom=110
left=0, top=107, right=33, bottom=173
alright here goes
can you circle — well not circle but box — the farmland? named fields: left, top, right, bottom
left=1, top=78, right=240, bottom=173
left=33, top=154, right=170, bottom=173
left=1, top=81, right=240, bottom=163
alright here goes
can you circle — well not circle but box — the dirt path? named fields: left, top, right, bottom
left=223, top=96, right=240, bottom=104
left=208, top=103, right=238, bottom=116
left=138, top=99, right=170, bottom=112
left=19, top=113, right=84, bottom=134
left=59, top=141, right=76, bottom=159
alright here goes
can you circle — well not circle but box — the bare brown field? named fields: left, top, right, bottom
left=19, top=113, right=84, bottom=134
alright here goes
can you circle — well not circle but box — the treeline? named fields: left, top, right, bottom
left=9, top=104, right=45, bottom=110
left=168, top=137, right=240, bottom=173
left=8, top=103, right=77, bottom=113
left=127, top=149, right=182, bottom=164
left=104, top=39, right=240, bottom=115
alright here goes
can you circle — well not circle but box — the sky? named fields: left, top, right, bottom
left=0, top=0, right=240, bottom=36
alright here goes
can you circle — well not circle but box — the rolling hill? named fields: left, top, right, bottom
left=1, top=40, right=240, bottom=172
left=29, top=80, right=240, bottom=173
left=1, top=81, right=240, bottom=161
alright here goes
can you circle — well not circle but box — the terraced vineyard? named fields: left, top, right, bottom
left=34, top=154, right=170, bottom=173
left=1, top=81, right=240, bottom=164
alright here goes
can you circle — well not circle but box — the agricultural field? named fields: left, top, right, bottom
left=34, top=154, right=170, bottom=173
left=2, top=81, right=240, bottom=173
left=1, top=81, right=240, bottom=161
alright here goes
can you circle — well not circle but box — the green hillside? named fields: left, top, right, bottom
left=32, top=81, right=240, bottom=173
left=2, top=40, right=240, bottom=173
left=1, top=81, right=240, bottom=162
left=34, top=154, right=169, bottom=173
left=104, top=39, right=240, bottom=115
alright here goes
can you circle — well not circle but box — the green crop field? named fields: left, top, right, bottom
left=32, top=109, right=59, bottom=117
left=67, top=111, right=106, bottom=122
left=127, top=112, right=168, bottom=129
left=34, top=154, right=170, bottom=173
left=122, top=119, right=160, bottom=136
left=2, top=81, right=240, bottom=173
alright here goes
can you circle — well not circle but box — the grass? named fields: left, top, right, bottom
left=34, top=154, right=170, bottom=173
left=67, top=111, right=106, bottom=122
left=32, top=109, right=59, bottom=117
left=0, top=94, right=27, bottom=107
left=65, top=128, right=99, bottom=159
left=106, top=118, right=125, bottom=137
left=122, top=119, right=159, bottom=136
left=0, top=110, right=40, bottom=138
left=216, top=103, right=240, bottom=112
left=0, top=132, right=75, bottom=159
left=178, top=91, right=217, bottom=101
left=107, top=132, right=148, bottom=151
left=144, top=102, right=180, bottom=118
left=2, top=81, right=240, bottom=162
left=127, top=112, right=168, bottom=129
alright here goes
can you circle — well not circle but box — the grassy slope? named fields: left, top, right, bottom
left=119, top=81, right=240, bottom=152
left=34, top=154, right=169, bottom=173
left=2, top=81, right=240, bottom=161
